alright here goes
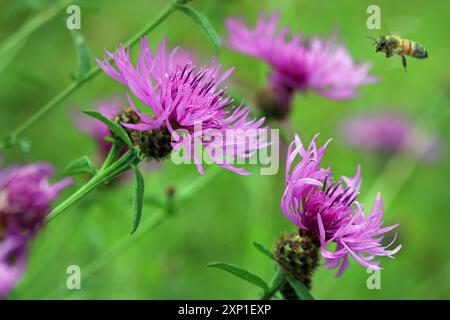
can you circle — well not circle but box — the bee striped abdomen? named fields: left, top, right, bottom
left=403, top=39, right=428, bottom=59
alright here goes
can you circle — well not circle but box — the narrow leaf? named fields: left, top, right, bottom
left=83, top=110, right=133, bottom=147
left=175, top=4, right=221, bottom=53
left=207, top=262, right=269, bottom=292
left=253, top=241, right=275, bottom=260
left=64, top=156, right=97, bottom=176
left=261, top=267, right=286, bottom=300
left=103, top=136, right=115, bottom=143
left=71, top=30, right=92, bottom=78
left=130, top=165, right=145, bottom=234
left=285, top=274, right=315, bottom=300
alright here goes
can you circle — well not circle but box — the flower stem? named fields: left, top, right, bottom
left=44, top=167, right=222, bottom=299
left=0, top=2, right=176, bottom=150
left=11, top=81, right=82, bottom=140
left=100, top=143, right=124, bottom=171
left=46, top=149, right=138, bottom=223
left=0, top=0, right=73, bottom=58
left=82, top=210, right=167, bottom=280
left=45, top=209, right=167, bottom=299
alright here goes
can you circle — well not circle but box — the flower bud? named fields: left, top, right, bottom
left=273, top=229, right=320, bottom=299
left=255, top=85, right=293, bottom=121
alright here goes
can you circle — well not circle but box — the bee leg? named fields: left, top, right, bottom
left=401, top=55, right=407, bottom=72
left=386, top=51, right=394, bottom=58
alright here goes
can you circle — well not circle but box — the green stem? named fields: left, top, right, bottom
left=1, top=2, right=176, bottom=149
left=45, top=209, right=167, bottom=299
left=12, top=81, right=82, bottom=138
left=46, top=150, right=137, bottom=223
left=83, top=210, right=167, bottom=279
left=99, top=143, right=124, bottom=171
left=44, top=167, right=222, bottom=299
left=0, top=0, right=73, bottom=58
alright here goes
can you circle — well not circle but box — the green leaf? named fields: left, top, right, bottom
left=70, top=30, right=92, bottom=79
left=207, top=262, right=269, bottom=292
left=175, top=4, right=221, bottom=53
left=103, top=136, right=115, bottom=143
left=261, top=267, right=286, bottom=300
left=285, top=274, right=314, bottom=300
left=130, top=165, right=145, bottom=234
left=253, top=241, right=275, bottom=260
left=83, top=110, right=133, bottom=147
left=64, top=156, right=97, bottom=176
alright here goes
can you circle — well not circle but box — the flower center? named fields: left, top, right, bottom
left=303, top=178, right=358, bottom=240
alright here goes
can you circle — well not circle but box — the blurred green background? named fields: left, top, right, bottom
left=0, top=0, right=449, bottom=299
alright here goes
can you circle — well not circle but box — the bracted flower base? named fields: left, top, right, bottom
left=274, top=229, right=320, bottom=299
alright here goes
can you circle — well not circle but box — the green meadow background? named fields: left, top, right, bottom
left=0, top=0, right=449, bottom=299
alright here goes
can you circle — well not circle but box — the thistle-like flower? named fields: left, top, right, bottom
left=279, top=134, right=401, bottom=277
left=0, top=233, right=27, bottom=298
left=226, top=13, right=377, bottom=119
left=0, top=163, right=73, bottom=236
left=0, top=162, right=72, bottom=298
left=341, top=112, right=443, bottom=163
left=96, top=37, right=268, bottom=175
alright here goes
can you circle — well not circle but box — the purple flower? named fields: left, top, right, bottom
left=0, top=163, right=73, bottom=235
left=341, top=112, right=444, bottom=163
left=225, top=13, right=376, bottom=116
left=0, top=233, right=27, bottom=299
left=281, top=134, right=401, bottom=276
left=96, top=36, right=268, bottom=175
left=74, top=98, right=123, bottom=161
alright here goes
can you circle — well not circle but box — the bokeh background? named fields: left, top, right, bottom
left=0, top=0, right=449, bottom=299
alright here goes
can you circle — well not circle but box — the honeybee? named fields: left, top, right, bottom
left=367, top=35, right=428, bottom=71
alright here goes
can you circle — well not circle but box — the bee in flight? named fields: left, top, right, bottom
left=367, top=35, right=428, bottom=71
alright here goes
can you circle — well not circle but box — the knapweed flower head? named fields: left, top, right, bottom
left=0, top=163, right=73, bottom=236
left=0, top=233, right=27, bottom=298
left=74, top=98, right=124, bottom=160
left=97, top=36, right=268, bottom=175
left=226, top=13, right=377, bottom=118
left=280, top=134, right=401, bottom=276
left=341, top=112, right=444, bottom=163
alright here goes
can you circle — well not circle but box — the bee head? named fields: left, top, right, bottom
left=367, top=36, right=386, bottom=52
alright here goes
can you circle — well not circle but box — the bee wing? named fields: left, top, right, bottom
left=386, top=15, right=423, bottom=36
